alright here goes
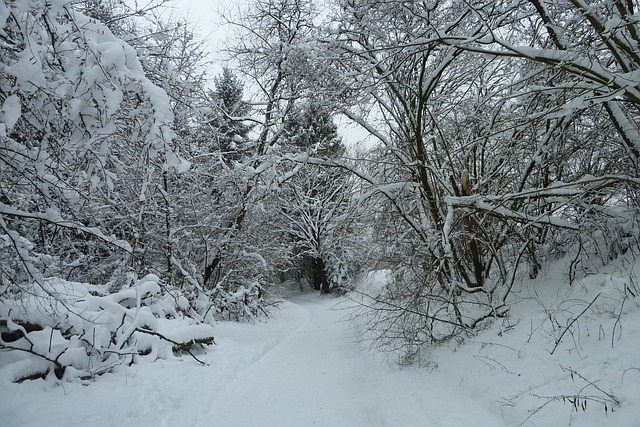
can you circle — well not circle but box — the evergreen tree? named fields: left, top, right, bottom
left=209, top=67, right=252, bottom=163
left=284, top=102, right=344, bottom=158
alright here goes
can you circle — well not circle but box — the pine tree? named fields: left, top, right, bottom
left=284, top=102, right=344, bottom=158
left=209, top=67, right=252, bottom=163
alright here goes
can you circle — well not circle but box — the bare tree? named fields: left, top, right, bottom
left=326, top=0, right=640, bottom=357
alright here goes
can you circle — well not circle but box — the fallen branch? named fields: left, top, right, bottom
left=0, top=339, right=66, bottom=380
left=522, top=366, right=620, bottom=425
left=550, top=293, right=600, bottom=355
left=134, top=327, right=214, bottom=365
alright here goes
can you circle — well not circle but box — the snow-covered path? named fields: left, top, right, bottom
left=4, top=270, right=640, bottom=427
left=209, top=293, right=505, bottom=427
left=1, top=292, right=506, bottom=427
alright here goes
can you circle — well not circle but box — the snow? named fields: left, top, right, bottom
left=0, top=203, right=133, bottom=253
left=1, top=259, right=639, bottom=427
left=0, top=94, right=21, bottom=132
left=211, top=293, right=503, bottom=427
left=0, top=293, right=500, bottom=427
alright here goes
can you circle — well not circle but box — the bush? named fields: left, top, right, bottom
left=0, top=274, right=215, bottom=383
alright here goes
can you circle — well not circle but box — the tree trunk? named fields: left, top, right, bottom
left=311, top=257, right=329, bottom=293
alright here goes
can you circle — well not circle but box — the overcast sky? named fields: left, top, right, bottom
left=169, top=0, right=236, bottom=75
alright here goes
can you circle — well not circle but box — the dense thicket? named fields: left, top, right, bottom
left=329, top=0, right=640, bottom=357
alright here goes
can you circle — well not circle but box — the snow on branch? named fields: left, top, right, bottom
left=445, top=174, right=640, bottom=230
left=456, top=175, right=640, bottom=201
left=446, top=196, right=579, bottom=230
left=0, top=203, right=132, bottom=253
left=0, top=275, right=215, bottom=383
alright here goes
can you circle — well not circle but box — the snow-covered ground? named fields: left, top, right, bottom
left=0, top=292, right=501, bottom=427
left=1, top=258, right=639, bottom=426
left=211, top=292, right=502, bottom=427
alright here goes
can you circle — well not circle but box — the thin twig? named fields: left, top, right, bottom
left=550, top=292, right=601, bottom=355
left=611, top=289, right=629, bottom=348
left=561, top=366, right=620, bottom=405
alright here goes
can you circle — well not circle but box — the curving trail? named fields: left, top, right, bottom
left=209, top=292, right=505, bottom=427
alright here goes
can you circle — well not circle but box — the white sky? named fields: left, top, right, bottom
left=168, top=0, right=237, bottom=75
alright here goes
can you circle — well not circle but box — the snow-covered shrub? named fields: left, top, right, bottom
left=205, top=279, right=266, bottom=322
left=539, top=201, right=640, bottom=285
left=0, top=274, right=214, bottom=383
left=324, top=247, right=361, bottom=294
left=583, top=205, right=640, bottom=264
